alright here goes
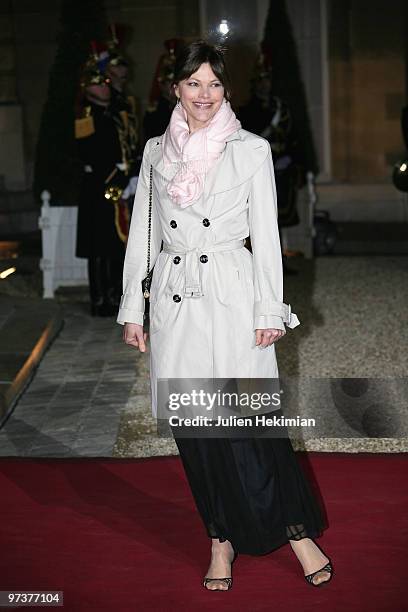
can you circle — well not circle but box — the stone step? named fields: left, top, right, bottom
left=0, top=296, right=63, bottom=425
left=332, top=221, right=408, bottom=254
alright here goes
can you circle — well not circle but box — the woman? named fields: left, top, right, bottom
left=117, top=41, right=333, bottom=591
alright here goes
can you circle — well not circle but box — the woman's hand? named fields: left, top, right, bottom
left=255, top=328, right=285, bottom=348
left=123, top=322, right=148, bottom=352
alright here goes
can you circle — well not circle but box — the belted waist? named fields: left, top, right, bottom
left=162, top=239, right=245, bottom=297
left=162, top=239, right=245, bottom=255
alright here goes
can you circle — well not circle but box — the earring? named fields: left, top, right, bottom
left=176, top=98, right=181, bottom=107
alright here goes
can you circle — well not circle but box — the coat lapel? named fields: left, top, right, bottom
left=149, top=137, right=177, bottom=182
left=203, top=130, right=269, bottom=197
left=149, top=129, right=269, bottom=199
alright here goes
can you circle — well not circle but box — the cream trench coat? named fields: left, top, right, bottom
left=117, top=128, right=300, bottom=418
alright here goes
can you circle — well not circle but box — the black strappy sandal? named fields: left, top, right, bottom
left=202, top=552, right=238, bottom=591
left=304, top=560, right=333, bottom=587
left=203, top=576, right=233, bottom=591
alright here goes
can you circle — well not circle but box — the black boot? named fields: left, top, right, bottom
left=88, top=256, right=103, bottom=316
left=106, top=255, right=125, bottom=310
left=87, top=256, right=116, bottom=317
left=283, top=255, right=298, bottom=275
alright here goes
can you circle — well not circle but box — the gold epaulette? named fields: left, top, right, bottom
left=146, top=101, right=158, bottom=113
left=127, top=95, right=137, bottom=114
left=75, top=106, right=95, bottom=139
left=119, top=109, right=128, bottom=129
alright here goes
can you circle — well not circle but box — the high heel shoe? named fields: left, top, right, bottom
left=203, top=552, right=238, bottom=591
left=304, top=559, right=333, bottom=587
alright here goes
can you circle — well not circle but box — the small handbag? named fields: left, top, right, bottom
left=141, top=165, right=154, bottom=329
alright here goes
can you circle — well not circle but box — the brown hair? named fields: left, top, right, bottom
left=173, top=40, right=232, bottom=101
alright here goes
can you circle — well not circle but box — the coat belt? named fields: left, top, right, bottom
left=162, top=239, right=245, bottom=297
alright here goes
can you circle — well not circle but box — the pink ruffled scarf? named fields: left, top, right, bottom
left=162, top=100, right=241, bottom=207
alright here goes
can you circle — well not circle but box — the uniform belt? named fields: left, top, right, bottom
left=162, top=239, right=245, bottom=297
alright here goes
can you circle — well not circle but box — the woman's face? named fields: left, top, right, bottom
left=174, top=62, right=225, bottom=132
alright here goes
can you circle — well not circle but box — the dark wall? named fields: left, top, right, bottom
left=329, top=0, right=406, bottom=182
left=0, top=0, right=200, bottom=186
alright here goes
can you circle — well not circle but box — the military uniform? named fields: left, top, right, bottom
left=105, top=37, right=141, bottom=212
left=142, top=39, right=182, bottom=144
left=75, top=46, right=135, bottom=316
left=76, top=102, right=126, bottom=259
left=239, top=94, right=301, bottom=228
left=143, top=95, right=174, bottom=143
left=75, top=100, right=128, bottom=315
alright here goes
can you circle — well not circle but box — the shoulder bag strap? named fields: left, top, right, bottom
left=143, top=164, right=153, bottom=298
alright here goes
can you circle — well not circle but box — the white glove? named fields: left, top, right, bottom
left=121, top=176, right=139, bottom=200
left=275, top=155, right=292, bottom=171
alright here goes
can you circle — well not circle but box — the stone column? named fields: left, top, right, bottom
left=0, top=2, right=26, bottom=190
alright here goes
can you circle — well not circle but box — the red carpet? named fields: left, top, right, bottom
left=0, top=453, right=406, bottom=612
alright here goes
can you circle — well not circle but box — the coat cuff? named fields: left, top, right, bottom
left=254, top=300, right=301, bottom=329
left=116, top=293, right=145, bottom=326
left=254, top=315, right=286, bottom=332
left=116, top=309, right=144, bottom=326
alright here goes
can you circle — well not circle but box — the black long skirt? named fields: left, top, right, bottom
left=172, top=432, right=326, bottom=556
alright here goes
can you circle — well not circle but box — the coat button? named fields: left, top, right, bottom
left=170, top=220, right=177, bottom=228
left=173, top=256, right=181, bottom=264
left=173, top=294, right=181, bottom=303
left=202, top=218, right=210, bottom=227
left=199, top=254, right=208, bottom=263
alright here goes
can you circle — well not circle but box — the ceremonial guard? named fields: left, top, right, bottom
left=239, top=47, right=303, bottom=271
left=142, top=39, right=182, bottom=143
left=75, top=48, right=136, bottom=316
left=105, top=24, right=140, bottom=188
